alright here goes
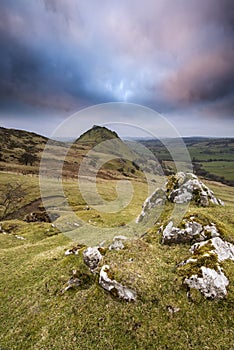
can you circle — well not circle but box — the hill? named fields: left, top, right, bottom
left=76, top=124, right=120, bottom=145
left=0, top=126, right=143, bottom=180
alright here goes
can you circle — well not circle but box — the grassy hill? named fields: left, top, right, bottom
left=76, top=124, right=120, bottom=144
left=0, top=125, right=145, bottom=180
left=0, top=172, right=234, bottom=349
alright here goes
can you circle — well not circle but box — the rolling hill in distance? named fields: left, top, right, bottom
left=0, top=125, right=234, bottom=185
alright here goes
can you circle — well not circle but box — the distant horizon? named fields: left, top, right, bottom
left=1, top=123, right=234, bottom=141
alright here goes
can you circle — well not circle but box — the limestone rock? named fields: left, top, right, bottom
left=162, top=219, right=220, bottom=244
left=109, top=235, right=127, bottom=250
left=136, top=173, right=224, bottom=225
left=167, top=172, right=224, bottom=206
left=99, top=265, right=137, bottom=301
left=136, top=188, right=166, bottom=223
left=190, top=237, right=234, bottom=262
left=83, top=247, right=103, bottom=272
left=184, top=266, right=229, bottom=299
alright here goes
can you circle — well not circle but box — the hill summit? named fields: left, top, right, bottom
left=75, top=125, right=119, bottom=145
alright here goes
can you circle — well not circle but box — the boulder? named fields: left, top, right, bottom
left=136, top=173, right=224, bottom=225
left=178, top=236, right=234, bottom=299
left=190, top=237, right=234, bottom=262
left=83, top=247, right=103, bottom=272
left=184, top=266, right=229, bottom=299
left=162, top=219, right=220, bottom=244
left=99, top=265, right=137, bottom=301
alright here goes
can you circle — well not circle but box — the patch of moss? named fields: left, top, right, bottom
left=178, top=251, right=219, bottom=279
left=166, top=175, right=178, bottom=193
left=193, top=188, right=201, bottom=204
left=192, top=240, right=214, bottom=256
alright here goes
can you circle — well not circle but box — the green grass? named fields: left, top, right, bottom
left=0, top=173, right=234, bottom=349
left=200, top=161, right=234, bottom=182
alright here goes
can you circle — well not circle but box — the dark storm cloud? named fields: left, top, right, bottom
left=0, top=0, right=233, bottom=121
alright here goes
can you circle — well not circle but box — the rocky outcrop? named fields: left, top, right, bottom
left=190, top=237, right=234, bottom=262
left=99, top=265, right=137, bottom=301
left=166, top=172, right=224, bottom=206
left=178, top=236, right=234, bottom=299
left=83, top=247, right=103, bottom=272
left=63, top=238, right=137, bottom=301
left=184, top=266, right=229, bottom=299
left=136, top=173, right=224, bottom=225
left=162, top=219, right=220, bottom=244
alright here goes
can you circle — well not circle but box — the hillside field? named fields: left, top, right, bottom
left=0, top=172, right=234, bottom=350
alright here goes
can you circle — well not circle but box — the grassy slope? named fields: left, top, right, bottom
left=0, top=174, right=234, bottom=349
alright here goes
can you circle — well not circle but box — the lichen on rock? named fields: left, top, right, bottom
left=184, top=266, right=229, bottom=299
left=178, top=236, right=234, bottom=299
left=190, top=237, right=234, bottom=262
left=136, top=172, right=224, bottom=227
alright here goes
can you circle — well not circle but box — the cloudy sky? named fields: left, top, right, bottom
left=0, top=0, right=233, bottom=137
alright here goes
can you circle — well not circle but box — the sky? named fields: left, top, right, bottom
left=0, top=0, right=233, bottom=138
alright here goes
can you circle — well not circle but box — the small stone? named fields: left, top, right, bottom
left=109, top=235, right=127, bottom=250
left=83, top=247, right=103, bottom=272
left=99, top=265, right=137, bottom=301
left=15, top=235, right=26, bottom=240
left=65, top=244, right=85, bottom=256
left=167, top=305, right=180, bottom=315
left=61, top=278, right=81, bottom=293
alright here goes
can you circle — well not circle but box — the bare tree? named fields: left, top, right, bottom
left=0, top=183, right=27, bottom=219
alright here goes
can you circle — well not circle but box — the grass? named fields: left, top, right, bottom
left=201, top=161, right=234, bottom=182
left=0, top=172, right=234, bottom=349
